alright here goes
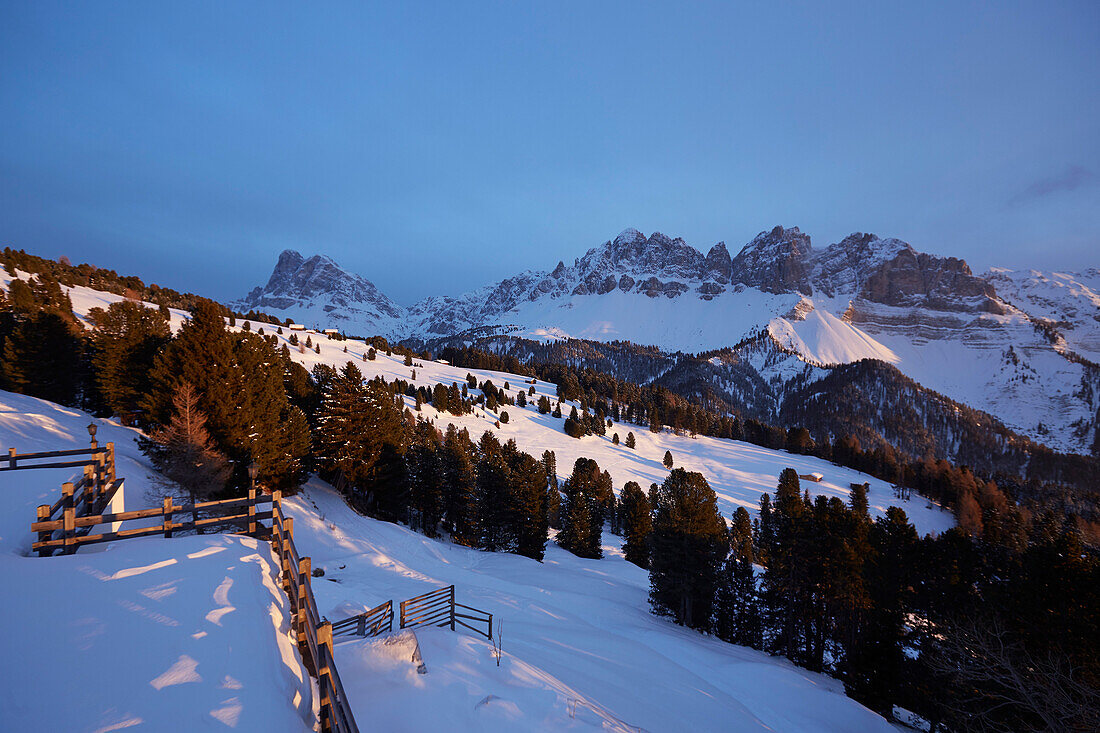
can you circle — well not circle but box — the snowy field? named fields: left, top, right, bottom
left=0, top=273, right=951, bottom=731
left=0, top=391, right=314, bottom=732
left=0, top=391, right=903, bottom=732
left=285, top=479, right=896, bottom=732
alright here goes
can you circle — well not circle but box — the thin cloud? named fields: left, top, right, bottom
left=1008, top=165, right=1094, bottom=207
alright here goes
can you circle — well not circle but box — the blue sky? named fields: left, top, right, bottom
left=1, top=1, right=1097, bottom=303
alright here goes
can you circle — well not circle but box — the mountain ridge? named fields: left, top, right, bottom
left=234, top=226, right=1100, bottom=455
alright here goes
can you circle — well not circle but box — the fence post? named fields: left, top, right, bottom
left=8, top=447, right=16, bottom=469
left=317, top=621, right=335, bottom=732
left=36, top=504, right=51, bottom=557
left=61, top=482, right=75, bottom=555
left=163, top=497, right=174, bottom=538
left=297, top=556, right=311, bottom=649
left=106, top=442, right=116, bottom=482
left=83, top=464, right=96, bottom=512
left=247, top=487, right=257, bottom=536
left=282, top=517, right=294, bottom=595
left=450, top=585, right=456, bottom=631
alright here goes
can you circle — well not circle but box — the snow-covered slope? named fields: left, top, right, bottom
left=986, top=266, right=1100, bottom=363
left=0, top=390, right=314, bottom=731
left=0, top=270, right=956, bottom=535
left=0, top=386, right=906, bottom=731
left=235, top=227, right=1099, bottom=454
left=283, top=479, right=899, bottom=732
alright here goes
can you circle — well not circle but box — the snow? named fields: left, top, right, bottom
left=256, top=325, right=952, bottom=535
left=0, top=390, right=314, bottom=732
left=768, top=309, right=900, bottom=366
left=286, top=478, right=898, bottom=733
left=0, top=273, right=958, bottom=730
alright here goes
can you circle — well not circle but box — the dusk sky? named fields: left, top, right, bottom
left=1, top=1, right=1097, bottom=304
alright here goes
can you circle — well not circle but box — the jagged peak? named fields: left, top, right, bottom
left=613, top=227, right=646, bottom=246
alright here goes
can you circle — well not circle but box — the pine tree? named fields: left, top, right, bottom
left=663, top=450, right=674, bottom=468
left=761, top=468, right=811, bottom=662
left=508, top=450, right=549, bottom=560
left=442, top=425, right=478, bottom=545
left=87, top=301, right=170, bottom=425
left=1, top=311, right=83, bottom=406
left=620, top=481, right=652, bottom=568
left=476, top=432, right=514, bottom=552
left=648, top=468, right=728, bottom=629
left=407, top=420, right=444, bottom=537
left=143, top=382, right=230, bottom=503
left=558, top=457, right=604, bottom=558
left=625, top=431, right=636, bottom=449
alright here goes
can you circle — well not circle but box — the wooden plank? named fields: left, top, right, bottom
left=61, top=482, right=75, bottom=555
left=0, top=446, right=105, bottom=461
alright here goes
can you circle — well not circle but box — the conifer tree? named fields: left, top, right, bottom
left=476, top=432, right=514, bottom=552
left=761, top=468, right=810, bottom=661
left=625, top=431, right=636, bottom=449
left=442, top=425, right=478, bottom=545
left=663, top=450, right=674, bottom=468
left=1, top=311, right=83, bottom=406
left=508, top=449, right=550, bottom=560
left=87, top=301, right=170, bottom=425
left=648, top=469, right=727, bottom=629
left=143, top=382, right=230, bottom=503
left=620, top=481, right=652, bottom=568
left=558, top=457, right=604, bottom=558
left=407, top=420, right=444, bottom=537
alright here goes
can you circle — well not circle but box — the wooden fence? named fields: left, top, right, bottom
left=12, top=441, right=360, bottom=733
left=2, top=443, right=114, bottom=473
left=332, top=600, right=394, bottom=639
left=270, top=497, right=360, bottom=733
left=32, top=489, right=270, bottom=556
left=400, top=585, right=493, bottom=640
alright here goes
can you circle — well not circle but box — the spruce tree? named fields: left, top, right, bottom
left=620, top=481, right=652, bottom=568
left=663, top=450, right=674, bottom=468
left=625, top=431, right=636, bottom=449
left=558, top=457, right=604, bottom=558
left=87, top=301, right=170, bottom=425
left=442, top=425, right=478, bottom=545
left=407, top=420, right=445, bottom=536
left=648, top=468, right=727, bottom=629
left=143, top=381, right=230, bottom=503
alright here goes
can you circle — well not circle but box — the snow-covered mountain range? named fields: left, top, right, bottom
left=236, top=227, right=1100, bottom=455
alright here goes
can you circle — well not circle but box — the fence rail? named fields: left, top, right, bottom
left=400, top=585, right=493, bottom=640
left=15, top=439, right=360, bottom=733
left=271, top=499, right=360, bottom=733
left=2, top=444, right=111, bottom=472
left=332, top=600, right=394, bottom=639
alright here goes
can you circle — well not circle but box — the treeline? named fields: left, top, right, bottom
left=0, top=277, right=311, bottom=492
left=305, top=361, right=554, bottom=560
left=624, top=467, right=1100, bottom=732
left=440, top=344, right=1099, bottom=544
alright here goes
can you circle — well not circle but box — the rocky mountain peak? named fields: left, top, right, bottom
left=731, top=225, right=814, bottom=295
left=238, top=249, right=403, bottom=322
left=704, top=242, right=732, bottom=282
